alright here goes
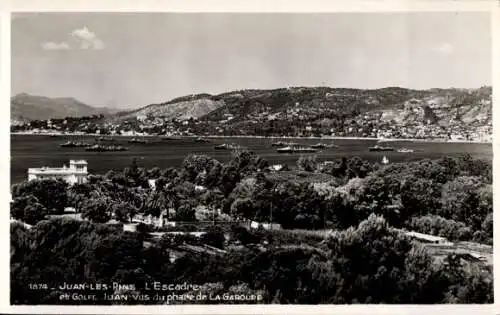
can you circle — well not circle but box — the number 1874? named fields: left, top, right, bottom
left=28, top=283, right=48, bottom=290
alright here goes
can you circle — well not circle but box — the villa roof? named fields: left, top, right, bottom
left=70, top=160, right=88, bottom=164
left=404, top=231, right=446, bottom=242
left=28, top=160, right=88, bottom=174
left=28, top=167, right=87, bottom=174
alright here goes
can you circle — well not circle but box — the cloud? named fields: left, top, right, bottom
left=40, top=26, right=104, bottom=51
left=433, top=42, right=454, bottom=55
left=41, top=42, right=71, bottom=50
left=70, top=26, right=105, bottom=50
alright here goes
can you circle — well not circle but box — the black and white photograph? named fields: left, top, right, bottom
left=9, top=10, right=494, bottom=306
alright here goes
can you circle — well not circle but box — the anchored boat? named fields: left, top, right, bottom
left=310, top=143, right=327, bottom=149
left=86, top=144, right=128, bottom=152
left=214, top=143, right=240, bottom=150
left=276, top=146, right=319, bottom=154
left=397, top=148, right=414, bottom=153
left=194, top=137, right=210, bottom=143
left=60, top=141, right=92, bottom=148
left=95, top=136, right=116, bottom=142
left=271, top=141, right=299, bottom=147
left=368, top=145, right=395, bottom=152
left=128, top=138, right=148, bottom=144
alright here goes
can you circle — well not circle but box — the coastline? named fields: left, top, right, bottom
left=10, top=131, right=492, bottom=145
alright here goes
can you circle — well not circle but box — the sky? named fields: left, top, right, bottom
left=11, top=12, right=492, bottom=110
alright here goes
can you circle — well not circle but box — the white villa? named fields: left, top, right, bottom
left=28, top=160, right=88, bottom=185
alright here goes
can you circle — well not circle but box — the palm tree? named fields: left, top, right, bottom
left=132, top=187, right=148, bottom=214
left=143, top=187, right=176, bottom=219
left=164, top=187, right=179, bottom=221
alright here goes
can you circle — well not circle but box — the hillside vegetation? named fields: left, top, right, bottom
left=113, top=86, right=491, bottom=123
left=114, top=96, right=225, bottom=121
left=12, top=86, right=492, bottom=141
left=106, top=86, right=491, bottom=139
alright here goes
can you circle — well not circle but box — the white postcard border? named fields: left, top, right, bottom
left=1, top=0, right=498, bottom=314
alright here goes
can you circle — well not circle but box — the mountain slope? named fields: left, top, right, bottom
left=11, top=93, right=114, bottom=121
left=110, top=87, right=432, bottom=123
left=96, top=86, right=491, bottom=140
left=375, top=87, right=492, bottom=126
left=108, top=86, right=491, bottom=128
left=200, top=87, right=433, bottom=123
left=114, top=94, right=225, bottom=121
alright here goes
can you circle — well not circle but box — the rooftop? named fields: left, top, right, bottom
left=70, top=160, right=88, bottom=164
left=28, top=167, right=87, bottom=174
left=404, top=231, right=447, bottom=242
left=28, top=160, right=88, bottom=174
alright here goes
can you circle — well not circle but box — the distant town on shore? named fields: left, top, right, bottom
left=11, top=86, right=492, bottom=143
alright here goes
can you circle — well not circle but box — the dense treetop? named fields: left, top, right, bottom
left=10, top=150, right=493, bottom=304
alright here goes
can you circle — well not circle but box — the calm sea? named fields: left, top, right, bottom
left=10, top=135, right=493, bottom=185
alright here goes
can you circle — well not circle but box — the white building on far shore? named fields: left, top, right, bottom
left=28, top=160, right=88, bottom=185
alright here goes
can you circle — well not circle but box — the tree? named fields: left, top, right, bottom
left=11, top=195, right=38, bottom=219
left=81, top=198, right=112, bottom=223
left=476, top=184, right=493, bottom=231
left=11, top=195, right=47, bottom=225
left=349, top=175, right=396, bottom=225
left=400, top=175, right=441, bottom=220
left=481, top=212, right=493, bottom=239
left=104, top=170, right=117, bottom=181
left=201, top=189, right=224, bottom=212
left=407, top=215, right=473, bottom=241
left=440, top=176, right=483, bottom=225
left=346, top=156, right=372, bottom=178
left=12, top=179, right=68, bottom=213
left=181, top=154, right=220, bottom=184
left=143, top=190, right=167, bottom=218
left=297, top=155, right=318, bottom=172
left=205, top=163, right=223, bottom=189
left=175, top=203, right=196, bottom=222
left=67, top=183, right=93, bottom=211
left=148, top=167, right=161, bottom=179
left=322, top=214, right=447, bottom=303
left=164, top=187, right=179, bottom=221
left=230, top=149, right=269, bottom=177
left=325, top=191, right=358, bottom=229
left=437, top=156, right=461, bottom=182
left=410, top=159, right=448, bottom=184
left=230, top=198, right=255, bottom=220
left=161, top=167, right=179, bottom=182
left=22, top=202, right=48, bottom=225
left=155, top=176, right=168, bottom=192
left=123, top=158, right=149, bottom=188
left=319, top=158, right=347, bottom=178
left=112, top=202, right=136, bottom=223
left=91, top=233, right=144, bottom=281
left=219, top=165, right=241, bottom=196
left=456, top=154, right=492, bottom=182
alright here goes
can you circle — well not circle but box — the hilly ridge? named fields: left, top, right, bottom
left=201, top=87, right=431, bottom=122
left=110, top=86, right=491, bottom=128
left=113, top=95, right=225, bottom=121
left=109, top=86, right=433, bottom=122
left=104, top=86, right=491, bottom=140
left=12, top=86, right=492, bottom=140
left=11, top=93, right=115, bottom=122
